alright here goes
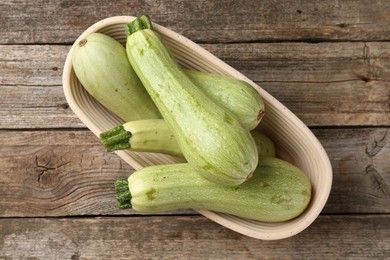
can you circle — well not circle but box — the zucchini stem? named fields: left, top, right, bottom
left=139, top=15, right=153, bottom=30
left=125, top=15, right=153, bottom=36
left=115, top=179, right=132, bottom=209
left=99, top=125, right=132, bottom=152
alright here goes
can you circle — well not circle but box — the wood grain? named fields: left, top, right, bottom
left=1, top=42, right=389, bottom=128
left=0, top=215, right=389, bottom=259
left=0, top=129, right=388, bottom=217
left=315, top=127, right=390, bottom=213
left=0, top=130, right=134, bottom=217
left=1, top=1, right=389, bottom=257
left=1, top=0, right=390, bottom=44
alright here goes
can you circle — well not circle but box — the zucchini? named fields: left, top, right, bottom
left=115, top=157, right=312, bottom=222
left=125, top=16, right=258, bottom=186
left=100, top=120, right=275, bottom=158
left=251, top=130, right=276, bottom=157
left=101, top=119, right=183, bottom=157
left=72, top=32, right=161, bottom=122
left=72, top=33, right=264, bottom=130
left=184, top=69, right=264, bottom=131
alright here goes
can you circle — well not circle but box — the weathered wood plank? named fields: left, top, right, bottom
left=1, top=42, right=389, bottom=128
left=0, top=85, right=82, bottom=129
left=317, top=128, right=390, bottom=213
left=0, top=215, right=389, bottom=259
left=0, top=130, right=134, bottom=217
left=0, top=128, right=388, bottom=217
left=1, top=1, right=388, bottom=258
left=1, top=0, right=390, bottom=44
left=0, top=45, right=80, bottom=128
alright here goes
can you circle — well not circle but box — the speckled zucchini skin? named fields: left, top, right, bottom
left=126, top=157, right=311, bottom=222
left=73, top=33, right=264, bottom=132
left=123, top=119, right=182, bottom=157
left=184, top=69, right=265, bottom=131
left=72, top=33, right=161, bottom=122
left=126, top=28, right=258, bottom=186
left=101, top=121, right=274, bottom=159
left=251, top=130, right=276, bottom=157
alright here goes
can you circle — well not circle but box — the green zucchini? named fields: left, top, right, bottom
left=101, top=119, right=183, bottom=157
left=72, top=33, right=264, bottom=130
left=251, top=130, right=276, bottom=157
left=184, top=69, right=264, bottom=131
left=100, top=119, right=275, bottom=158
left=72, top=32, right=161, bottom=122
left=125, top=16, right=258, bottom=186
left=115, top=157, right=312, bottom=222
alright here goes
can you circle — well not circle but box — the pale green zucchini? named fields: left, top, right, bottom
left=115, top=157, right=312, bottom=222
left=125, top=16, right=258, bottom=186
left=72, top=33, right=264, bottom=130
left=184, top=69, right=264, bottom=131
left=72, top=32, right=161, bottom=122
left=100, top=119, right=275, bottom=158
left=100, top=119, right=183, bottom=157
left=251, top=130, right=276, bottom=157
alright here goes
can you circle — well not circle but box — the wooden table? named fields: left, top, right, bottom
left=1, top=1, right=389, bottom=259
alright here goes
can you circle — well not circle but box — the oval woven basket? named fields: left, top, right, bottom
left=62, top=16, right=332, bottom=240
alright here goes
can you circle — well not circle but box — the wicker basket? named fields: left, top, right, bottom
left=62, top=16, right=332, bottom=240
